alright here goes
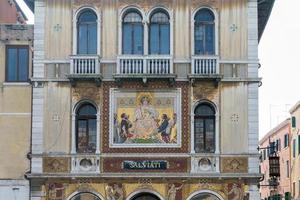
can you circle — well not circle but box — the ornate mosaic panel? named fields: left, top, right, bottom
left=110, top=89, right=181, bottom=147
left=102, top=81, right=190, bottom=153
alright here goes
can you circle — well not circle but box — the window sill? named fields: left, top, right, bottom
left=2, top=82, right=31, bottom=86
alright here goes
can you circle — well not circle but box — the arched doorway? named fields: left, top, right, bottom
left=70, top=192, right=102, bottom=200
left=130, top=192, right=161, bottom=200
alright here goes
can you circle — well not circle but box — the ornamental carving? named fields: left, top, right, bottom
left=193, top=82, right=219, bottom=103
left=221, top=157, right=248, bottom=173
left=72, top=83, right=101, bottom=104
left=118, top=0, right=171, bottom=10
left=105, top=183, right=124, bottom=200
left=191, top=0, right=219, bottom=10
left=227, top=183, right=244, bottom=200
left=43, top=157, right=70, bottom=173
left=167, top=183, right=183, bottom=200
left=47, top=183, right=65, bottom=200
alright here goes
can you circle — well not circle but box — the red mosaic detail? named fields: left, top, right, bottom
left=101, top=81, right=190, bottom=153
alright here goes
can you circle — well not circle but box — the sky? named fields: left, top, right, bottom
left=258, top=0, right=300, bottom=138
left=18, top=0, right=300, bottom=139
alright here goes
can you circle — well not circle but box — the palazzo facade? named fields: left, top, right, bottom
left=27, top=0, right=274, bottom=199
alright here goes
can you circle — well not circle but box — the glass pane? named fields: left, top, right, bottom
left=195, top=104, right=215, bottom=116
left=77, top=120, right=88, bottom=153
left=205, top=119, right=215, bottom=152
left=205, top=24, right=215, bottom=54
left=77, top=104, right=97, bottom=116
left=194, top=119, right=204, bottom=153
left=88, top=119, right=96, bottom=153
left=78, top=25, right=88, bottom=54
left=71, top=192, right=101, bottom=200
left=160, top=24, right=170, bottom=54
left=194, top=25, right=204, bottom=55
left=18, top=48, right=28, bottom=81
left=194, top=9, right=215, bottom=22
left=78, top=10, right=97, bottom=23
left=149, top=24, right=159, bottom=54
left=122, top=24, right=133, bottom=54
left=88, top=24, right=97, bottom=54
left=133, top=24, right=143, bottom=54
left=123, top=12, right=142, bottom=23
left=151, top=12, right=169, bottom=23
left=7, top=48, right=17, bottom=81
left=190, top=193, right=220, bottom=200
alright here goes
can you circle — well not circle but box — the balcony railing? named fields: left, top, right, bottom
left=70, top=55, right=100, bottom=75
left=117, top=55, right=173, bottom=75
left=71, top=154, right=100, bottom=173
left=191, top=55, right=219, bottom=75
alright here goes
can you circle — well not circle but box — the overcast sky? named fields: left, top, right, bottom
left=18, top=0, right=300, bottom=139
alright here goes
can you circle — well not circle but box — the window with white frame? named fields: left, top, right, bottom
left=149, top=9, right=170, bottom=55
left=122, top=9, right=144, bottom=55
left=194, top=8, right=215, bottom=55
left=77, top=9, right=98, bottom=54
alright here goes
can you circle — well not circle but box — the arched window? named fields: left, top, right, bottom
left=76, top=103, right=97, bottom=153
left=190, top=193, right=220, bottom=200
left=122, top=10, right=144, bottom=54
left=194, top=8, right=215, bottom=55
left=130, top=193, right=161, bottom=200
left=149, top=10, right=170, bottom=54
left=77, top=9, right=97, bottom=54
left=70, top=192, right=101, bottom=200
left=194, top=103, right=215, bottom=153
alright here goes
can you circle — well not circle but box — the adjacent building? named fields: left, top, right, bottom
left=289, top=102, right=300, bottom=200
left=0, top=0, right=27, bottom=24
left=0, top=19, right=33, bottom=200
left=259, top=119, right=291, bottom=199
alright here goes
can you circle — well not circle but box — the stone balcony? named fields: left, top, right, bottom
left=114, top=55, right=176, bottom=84
left=67, top=55, right=102, bottom=86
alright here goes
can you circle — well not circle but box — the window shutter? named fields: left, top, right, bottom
left=292, top=116, right=296, bottom=128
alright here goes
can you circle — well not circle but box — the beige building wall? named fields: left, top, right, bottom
left=0, top=24, right=33, bottom=199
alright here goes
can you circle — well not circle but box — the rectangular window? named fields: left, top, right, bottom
left=292, top=116, right=296, bottom=128
left=293, top=182, right=296, bottom=198
left=293, top=139, right=296, bottom=158
left=6, top=46, right=29, bottom=82
left=287, top=160, right=290, bottom=178
left=284, top=134, right=289, bottom=148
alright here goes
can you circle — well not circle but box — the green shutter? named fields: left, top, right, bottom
left=292, top=116, right=296, bottom=128
left=293, top=139, right=296, bottom=158
left=298, top=135, right=300, bottom=155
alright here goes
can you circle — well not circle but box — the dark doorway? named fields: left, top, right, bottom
left=130, top=192, right=161, bottom=200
